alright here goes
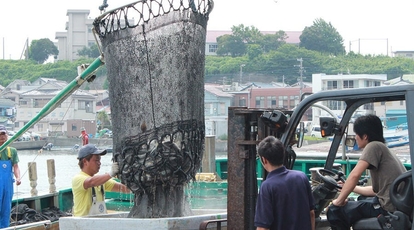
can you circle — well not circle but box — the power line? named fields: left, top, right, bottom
left=294, top=58, right=305, bottom=98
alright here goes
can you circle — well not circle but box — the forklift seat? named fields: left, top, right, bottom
left=353, top=170, right=413, bottom=230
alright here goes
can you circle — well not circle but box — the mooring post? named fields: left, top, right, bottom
left=28, top=162, right=38, bottom=196
left=47, top=159, right=56, bottom=193
left=202, top=135, right=216, bottom=173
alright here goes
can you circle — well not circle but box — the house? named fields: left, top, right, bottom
left=0, top=98, right=16, bottom=129
left=312, top=73, right=388, bottom=119
left=393, top=51, right=414, bottom=60
left=205, top=84, right=233, bottom=138
left=31, top=78, right=60, bottom=86
left=14, top=80, right=97, bottom=137
left=232, top=82, right=312, bottom=110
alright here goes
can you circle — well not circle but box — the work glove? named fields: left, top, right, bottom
left=109, top=162, right=119, bottom=177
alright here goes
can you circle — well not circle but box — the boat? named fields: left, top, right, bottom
left=9, top=140, right=49, bottom=150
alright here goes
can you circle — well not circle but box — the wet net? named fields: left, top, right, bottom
left=93, top=0, right=211, bottom=217
left=116, top=119, right=204, bottom=194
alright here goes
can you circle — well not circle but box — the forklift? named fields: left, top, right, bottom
left=225, top=84, right=414, bottom=230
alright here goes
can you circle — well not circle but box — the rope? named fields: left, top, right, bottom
left=91, top=82, right=109, bottom=146
left=47, top=98, right=75, bottom=148
left=93, top=0, right=213, bottom=39
left=141, top=25, right=157, bottom=131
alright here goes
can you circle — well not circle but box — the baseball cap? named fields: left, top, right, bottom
left=77, top=144, right=107, bottom=159
left=0, top=125, right=7, bottom=134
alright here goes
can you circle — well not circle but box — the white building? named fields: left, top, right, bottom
left=55, top=10, right=95, bottom=61
left=55, top=9, right=133, bottom=61
left=311, top=73, right=387, bottom=122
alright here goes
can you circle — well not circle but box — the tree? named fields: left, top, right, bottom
left=78, top=44, right=100, bottom=58
left=299, top=18, right=345, bottom=56
left=28, top=38, right=59, bottom=63
left=259, top=31, right=287, bottom=53
left=231, top=24, right=262, bottom=44
left=216, top=34, right=246, bottom=57
left=96, top=111, right=111, bottom=130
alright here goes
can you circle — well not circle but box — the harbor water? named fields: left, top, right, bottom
left=13, top=149, right=228, bottom=210
left=13, top=149, right=113, bottom=199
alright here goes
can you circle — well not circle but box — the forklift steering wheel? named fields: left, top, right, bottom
left=316, top=168, right=344, bottom=190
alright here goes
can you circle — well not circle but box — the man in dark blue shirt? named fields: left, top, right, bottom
left=255, top=136, right=315, bottom=230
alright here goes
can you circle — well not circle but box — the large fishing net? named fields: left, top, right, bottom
left=93, top=0, right=213, bottom=217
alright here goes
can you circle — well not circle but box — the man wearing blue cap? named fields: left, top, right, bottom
left=72, top=144, right=129, bottom=216
left=0, top=125, right=21, bottom=228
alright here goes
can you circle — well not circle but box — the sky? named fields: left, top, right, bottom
left=1, top=0, right=413, bottom=60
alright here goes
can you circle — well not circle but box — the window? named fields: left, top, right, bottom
left=283, top=96, right=288, bottom=109
left=289, top=96, right=296, bottom=108
left=219, top=103, right=226, bottom=115
left=209, top=44, right=218, bottom=53
left=34, top=99, right=49, bottom=108
left=327, top=81, right=338, bottom=90
left=327, top=100, right=340, bottom=110
left=343, top=80, right=354, bottom=89
left=72, top=124, right=77, bottom=131
left=239, top=97, right=246, bottom=106
left=255, top=96, right=264, bottom=107
left=78, top=100, right=93, bottom=113
left=205, top=103, right=213, bottom=115
left=365, top=80, right=381, bottom=87
left=267, top=96, right=277, bottom=108
left=363, top=103, right=374, bottom=110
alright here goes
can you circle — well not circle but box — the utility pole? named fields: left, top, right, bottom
left=295, top=58, right=304, bottom=99
left=239, top=64, right=245, bottom=85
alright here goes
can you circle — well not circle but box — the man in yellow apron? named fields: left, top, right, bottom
left=72, top=144, right=129, bottom=216
left=0, top=125, right=21, bottom=228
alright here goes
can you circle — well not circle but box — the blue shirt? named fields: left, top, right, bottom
left=255, top=166, right=315, bottom=230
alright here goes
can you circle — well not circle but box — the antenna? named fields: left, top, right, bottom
left=19, top=38, right=29, bottom=60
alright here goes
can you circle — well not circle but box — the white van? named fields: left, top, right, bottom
left=310, top=125, right=322, bottom=138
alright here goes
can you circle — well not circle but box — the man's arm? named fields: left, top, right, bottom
left=353, top=185, right=376, bottom=197
left=83, top=173, right=112, bottom=189
left=333, top=160, right=369, bottom=206
left=256, top=227, right=269, bottom=230
left=13, top=163, right=21, bottom=185
left=310, top=210, right=315, bottom=230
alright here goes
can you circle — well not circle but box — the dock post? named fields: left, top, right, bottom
left=47, top=159, right=56, bottom=193
left=202, top=135, right=216, bottom=173
left=28, top=162, right=38, bottom=196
